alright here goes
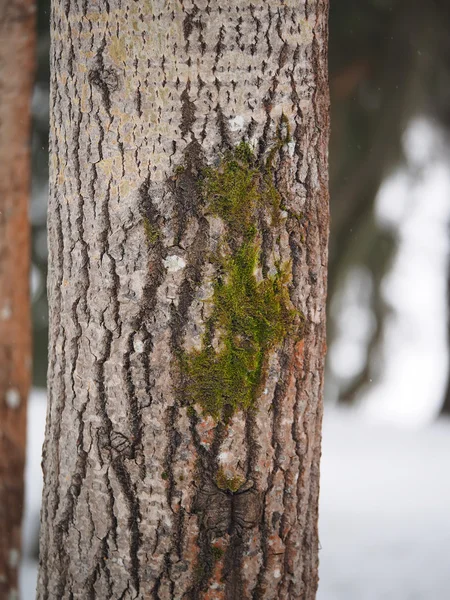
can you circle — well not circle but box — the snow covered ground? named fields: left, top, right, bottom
left=319, top=408, right=450, bottom=600
left=20, top=391, right=450, bottom=599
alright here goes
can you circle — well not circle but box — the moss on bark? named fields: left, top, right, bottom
left=182, top=141, right=301, bottom=420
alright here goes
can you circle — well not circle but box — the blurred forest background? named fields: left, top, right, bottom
left=29, top=0, right=450, bottom=422
left=16, top=1, right=450, bottom=598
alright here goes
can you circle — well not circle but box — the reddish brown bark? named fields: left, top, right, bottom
left=0, top=0, right=35, bottom=596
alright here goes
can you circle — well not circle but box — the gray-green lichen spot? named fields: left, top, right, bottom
left=181, top=139, right=302, bottom=421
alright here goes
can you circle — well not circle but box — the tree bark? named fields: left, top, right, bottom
left=0, top=0, right=35, bottom=597
left=38, top=2, right=329, bottom=599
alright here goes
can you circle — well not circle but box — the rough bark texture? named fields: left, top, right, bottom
left=0, top=0, right=35, bottom=597
left=39, top=1, right=329, bottom=599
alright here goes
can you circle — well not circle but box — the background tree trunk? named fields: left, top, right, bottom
left=440, top=268, right=450, bottom=414
left=0, top=0, right=35, bottom=596
left=38, top=1, right=329, bottom=598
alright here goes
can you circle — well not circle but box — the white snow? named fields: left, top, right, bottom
left=20, top=391, right=450, bottom=599
left=318, top=407, right=450, bottom=600
left=20, top=388, right=46, bottom=599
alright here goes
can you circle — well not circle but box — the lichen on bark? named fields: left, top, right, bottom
left=180, top=141, right=302, bottom=421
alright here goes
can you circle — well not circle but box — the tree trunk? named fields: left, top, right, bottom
left=38, top=2, right=329, bottom=599
left=0, top=0, right=35, bottom=597
left=440, top=266, right=450, bottom=415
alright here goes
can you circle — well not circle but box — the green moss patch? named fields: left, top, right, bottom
left=215, top=468, right=245, bottom=493
left=203, top=142, right=260, bottom=238
left=181, top=141, right=300, bottom=421
left=143, top=216, right=161, bottom=245
left=211, top=545, right=224, bottom=561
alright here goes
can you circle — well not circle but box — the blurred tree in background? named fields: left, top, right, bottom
left=30, top=0, right=450, bottom=413
left=0, top=0, right=35, bottom=594
left=30, top=0, right=50, bottom=387
left=328, top=0, right=450, bottom=411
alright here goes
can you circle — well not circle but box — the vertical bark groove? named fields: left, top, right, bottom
left=39, top=1, right=329, bottom=598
